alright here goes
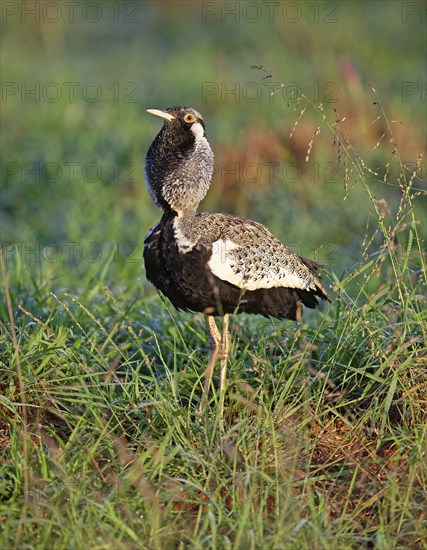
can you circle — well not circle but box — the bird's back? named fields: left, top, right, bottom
left=144, top=211, right=330, bottom=319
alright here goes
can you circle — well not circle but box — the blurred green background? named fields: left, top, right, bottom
left=1, top=0, right=426, bottom=296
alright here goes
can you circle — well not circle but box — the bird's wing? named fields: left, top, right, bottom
left=203, top=215, right=323, bottom=293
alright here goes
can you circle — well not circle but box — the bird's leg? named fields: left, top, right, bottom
left=199, top=314, right=221, bottom=412
left=218, top=313, right=230, bottom=418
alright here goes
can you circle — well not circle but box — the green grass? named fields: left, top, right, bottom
left=1, top=3, right=427, bottom=548
left=1, top=247, right=426, bottom=549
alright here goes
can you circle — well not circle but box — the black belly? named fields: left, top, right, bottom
left=143, top=212, right=319, bottom=320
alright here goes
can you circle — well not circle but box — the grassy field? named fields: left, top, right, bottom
left=1, top=1, right=427, bottom=548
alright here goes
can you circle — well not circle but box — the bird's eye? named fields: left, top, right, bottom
left=184, top=113, right=196, bottom=123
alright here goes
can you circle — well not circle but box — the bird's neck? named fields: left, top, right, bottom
left=175, top=205, right=198, bottom=219
left=145, top=129, right=214, bottom=214
left=171, top=208, right=200, bottom=253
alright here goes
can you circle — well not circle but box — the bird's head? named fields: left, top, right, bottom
left=145, top=106, right=214, bottom=215
left=146, top=106, right=206, bottom=139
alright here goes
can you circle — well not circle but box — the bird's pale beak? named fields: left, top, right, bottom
left=146, top=108, right=175, bottom=122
